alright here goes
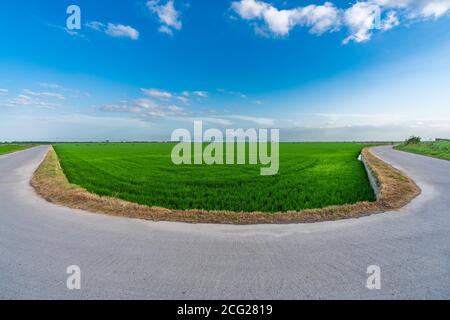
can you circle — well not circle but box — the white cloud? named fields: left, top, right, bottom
left=0, top=94, right=59, bottom=109
left=421, top=0, right=450, bottom=18
left=147, top=0, right=182, bottom=35
left=86, top=21, right=139, bottom=40
left=232, top=0, right=268, bottom=19
left=343, top=2, right=381, bottom=43
left=371, top=0, right=411, bottom=8
left=0, top=89, right=8, bottom=95
left=101, top=98, right=186, bottom=118
left=141, top=88, right=173, bottom=99
left=134, top=98, right=159, bottom=109
left=300, top=3, right=342, bottom=34
left=159, top=25, right=174, bottom=35
left=175, top=95, right=191, bottom=104
left=381, top=11, right=400, bottom=30
left=36, top=83, right=89, bottom=97
left=85, top=21, right=105, bottom=31
left=192, top=91, right=208, bottom=98
left=37, top=83, right=62, bottom=89
left=231, top=0, right=341, bottom=36
left=167, top=105, right=185, bottom=112
left=22, top=89, right=66, bottom=100
left=140, top=88, right=208, bottom=103
left=105, top=23, right=139, bottom=40
left=343, top=0, right=449, bottom=43
left=231, top=0, right=450, bottom=43
left=46, top=23, right=85, bottom=38
left=217, top=89, right=248, bottom=99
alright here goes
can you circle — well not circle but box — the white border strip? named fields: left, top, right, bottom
left=359, top=152, right=380, bottom=199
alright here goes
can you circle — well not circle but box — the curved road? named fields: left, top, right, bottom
left=0, top=145, right=449, bottom=299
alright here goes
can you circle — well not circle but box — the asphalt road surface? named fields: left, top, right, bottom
left=0, top=145, right=449, bottom=299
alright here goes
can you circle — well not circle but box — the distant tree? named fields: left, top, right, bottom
left=405, top=136, right=421, bottom=145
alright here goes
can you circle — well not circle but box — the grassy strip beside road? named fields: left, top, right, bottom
left=0, top=144, right=34, bottom=155
left=31, top=144, right=419, bottom=224
left=395, top=140, right=450, bottom=161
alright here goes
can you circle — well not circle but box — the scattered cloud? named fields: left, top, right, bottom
left=147, top=0, right=182, bottom=35
left=343, top=2, right=387, bottom=43
left=420, top=0, right=450, bottom=18
left=0, top=94, right=59, bottom=109
left=192, top=91, right=208, bottom=98
left=138, top=88, right=211, bottom=107
left=217, top=88, right=248, bottom=99
left=175, top=95, right=191, bottom=104
left=231, top=0, right=450, bottom=43
left=106, top=23, right=140, bottom=40
left=86, top=21, right=139, bottom=40
left=0, top=89, right=8, bottom=96
left=22, top=89, right=66, bottom=100
left=85, top=21, right=104, bottom=31
left=141, top=88, right=173, bottom=99
left=101, top=98, right=186, bottom=118
left=231, top=0, right=341, bottom=36
left=36, top=82, right=89, bottom=98
left=381, top=11, right=400, bottom=30
left=37, top=83, right=62, bottom=89
left=100, top=88, right=274, bottom=126
left=158, top=25, right=174, bottom=35
left=180, top=90, right=208, bottom=98
left=65, top=29, right=83, bottom=37
left=46, top=23, right=85, bottom=38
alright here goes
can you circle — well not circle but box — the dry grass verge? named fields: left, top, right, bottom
left=31, top=146, right=420, bottom=224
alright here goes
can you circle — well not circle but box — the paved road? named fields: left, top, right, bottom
left=0, top=145, right=449, bottom=299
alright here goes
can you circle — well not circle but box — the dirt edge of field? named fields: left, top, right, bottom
left=31, top=146, right=420, bottom=224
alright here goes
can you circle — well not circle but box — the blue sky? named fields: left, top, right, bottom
left=0, top=0, right=449, bottom=141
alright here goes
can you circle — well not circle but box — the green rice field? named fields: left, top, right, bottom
left=0, top=144, right=34, bottom=155
left=53, top=142, right=376, bottom=213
